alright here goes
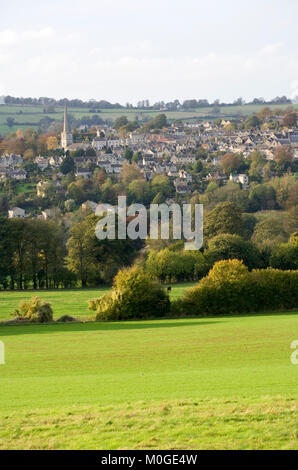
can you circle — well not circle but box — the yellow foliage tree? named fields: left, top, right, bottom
left=46, top=136, right=58, bottom=151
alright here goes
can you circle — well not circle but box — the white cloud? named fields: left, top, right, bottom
left=0, top=23, right=297, bottom=104
left=259, top=42, right=283, bottom=56
left=0, top=27, right=54, bottom=47
left=0, top=30, right=18, bottom=46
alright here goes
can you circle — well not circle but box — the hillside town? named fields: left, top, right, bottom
left=0, top=105, right=297, bottom=219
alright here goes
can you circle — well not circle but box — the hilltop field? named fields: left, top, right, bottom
left=1, top=102, right=298, bottom=135
left=0, top=284, right=297, bottom=450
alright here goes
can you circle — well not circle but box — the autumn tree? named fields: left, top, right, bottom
left=220, top=153, right=242, bottom=174
left=274, top=145, right=293, bottom=172
left=282, top=112, right=297, bottom=128
left=46, top=135, right=58, bottom=150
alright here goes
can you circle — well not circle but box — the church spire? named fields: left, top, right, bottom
left=61, top=105, right=73, bottom=149
left=63, top=105, right=69, bottom=133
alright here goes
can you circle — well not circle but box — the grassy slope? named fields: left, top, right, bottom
left=0, top=313, right=297, bottom=449
left=0, top=283, right=194, bottom=321
left=1, top=103, right=297, bottom=135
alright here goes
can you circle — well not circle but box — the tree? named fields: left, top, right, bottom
left=282, top=112, right=297, bottom=128
left=128, top=179, right=151, bottom=204
left=60, top=155, right=75, bottom=175
left=89, top=266, right=170, bottom=320
left=192, top=159, right=203, bottom=173
left=206, top=233, right=260, bottom=270
left=220, top=153, right=242, bottom=174
left=244, top=115, right=261, bottom=129
left=252, top=217, right=288, bottom=247
left=241, top=213, right=257, bottom=240
left=124, top=148, right=133, bottom=162
left=46, top=136, right=58, bottom=150
left=151, top=174, right=172, bottom=199
left=145, top=248, right=205, bottom=283
left=114, top=116, right=128, bottom=130
left=270, top=243, right=298, bottom=270
left=153, top=113, right=167, bottom=129
left=202, top=259, right=248, bottom=285
left=257, top=107, right=272, bottom=121
left=64, top=199, right=76, bottom=212
left=248, top=150, right=266, bottom=181
left=67, top=182, right=85, bottom=203
left=274, top=146, right=293, bottom=172
left=249, top=184, right=276, bottom=211
left=204, top=202, right=243, bottom=240
left=120, top=162, right=143, bottom=186
left=67, top=216, right=97, bottom=287
left=6, top=117, right=15, bottom=128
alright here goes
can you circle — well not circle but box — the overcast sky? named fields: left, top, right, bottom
left=1, top=0, right=298, bottom=104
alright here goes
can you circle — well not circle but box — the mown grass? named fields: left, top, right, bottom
left=0, top=283, right=194, bottom=321
left=0, top=313, right=297, bottom=449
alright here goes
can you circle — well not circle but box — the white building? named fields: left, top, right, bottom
left=81, top=200, right=98, bottom=213
left=229, top=173, right=249, bottom=189
left=8, top=207, right=26, bottom=218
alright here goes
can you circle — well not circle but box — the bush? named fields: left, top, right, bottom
left=56, top=315, right=77, bottom=323
left=13, top=297, right=53, bottom=323
left=145, top=248, right=206, bottom=282
left=89, top=266, right=170, bottom=321
left=178, top=260, right=298, bottom=316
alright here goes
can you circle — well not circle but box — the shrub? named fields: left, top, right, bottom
left=145, top=248, right=206, bottom=282
left=56, top=315, right=77, bottom=323
left=180, top=260, right=298, bottom=316
left=13, top=297, right=53, bottom=323
left=89, top=266, right=170, bottom=321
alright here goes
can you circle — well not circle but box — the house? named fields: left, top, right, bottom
left=37, top=181, right=49, bottom=197
left=35, top=156, right=49, bottom=171
left=8, top=207, right=26, bottom=218
left=10, top=169, right=27, bottom=180
left=75, top=167, right=92, bottom=179
left=0, top=154, right=23, bottom=167
left=49, top=155, right=64, bottom=167
left=174, top=179, right=191, bottom=194
left=41, top=208, right=56, bottom=220
left=81, top=200, right=98, bottom=213
left=92, top=138, right=107, bottom=150
left=229, top=173, right=249, bottom=189
left=170, top=154, right=196, bottom=165
left=179, top=170, right=192, bottom=183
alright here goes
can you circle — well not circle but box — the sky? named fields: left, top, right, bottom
left=1, top=0, right=298, bottom=105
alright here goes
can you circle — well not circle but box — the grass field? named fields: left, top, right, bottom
left=1, top=103, right=297, bottom=136
left=0, top=312, right=297, bottom=449
left=0, top=283, right=194, bottom=321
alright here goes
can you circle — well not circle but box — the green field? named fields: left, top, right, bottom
left=1, top=103, right=297, bottom=136
left=0, top=312, right=297, bottom=449
left=0, top=284, right=194, bottom=322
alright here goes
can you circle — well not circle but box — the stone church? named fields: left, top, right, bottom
left=61, top=106, right=73, bottom=149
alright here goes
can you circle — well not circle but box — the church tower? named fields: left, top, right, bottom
left=61, top=106, right=73, bottom=149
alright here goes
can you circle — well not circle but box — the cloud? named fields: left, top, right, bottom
left=0, top=27, right=54, bottom=47
left=259, top=42, right=284, bottom=56
left=0, top=23, right=297, bottom=104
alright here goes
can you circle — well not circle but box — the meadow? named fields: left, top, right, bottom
left=0, top=283, right=194, bottom=322
left=0, top=311, right=297, bottom=449
left=1, top=102, right=297, bottom=135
